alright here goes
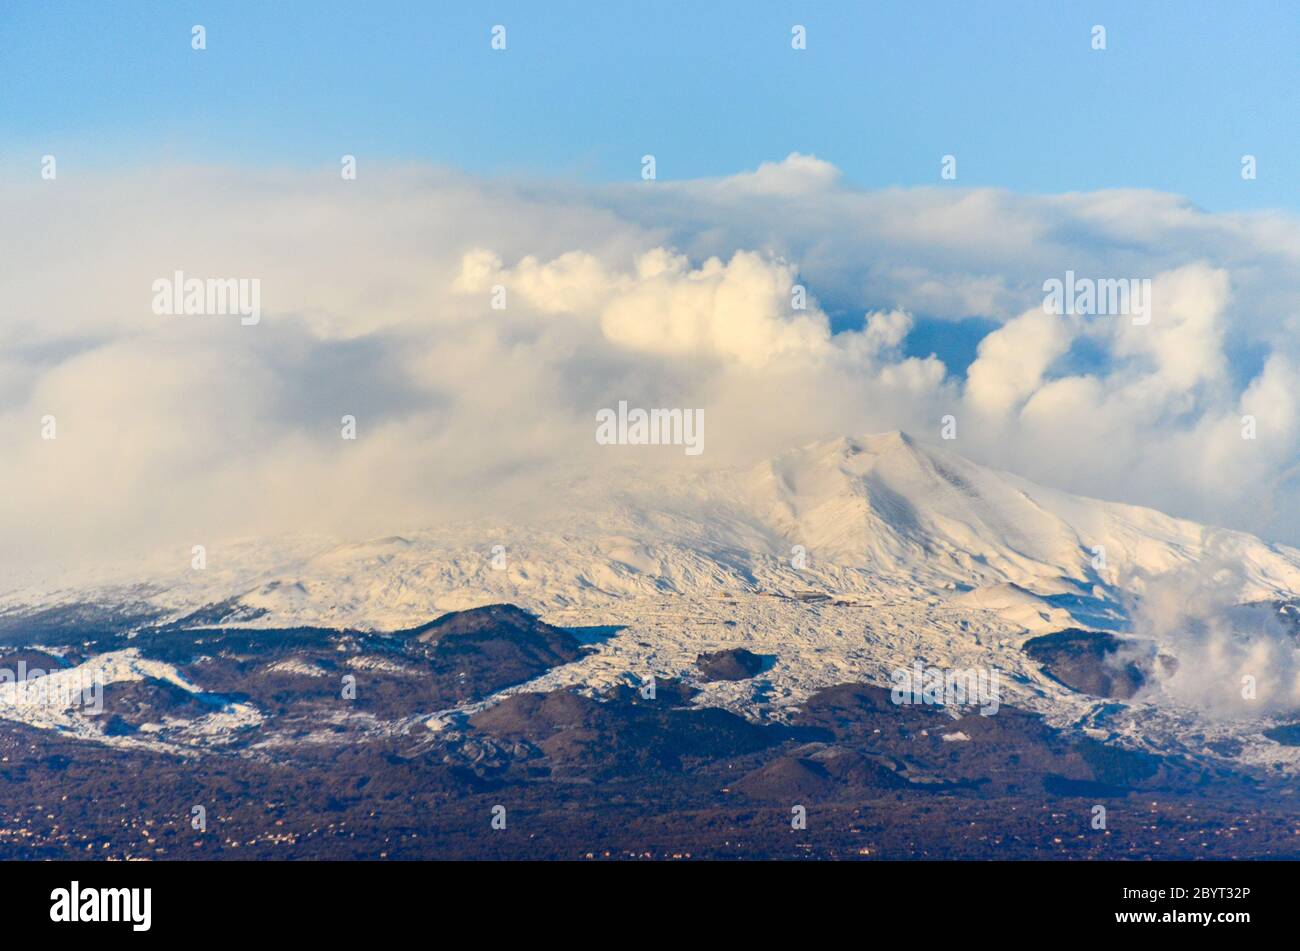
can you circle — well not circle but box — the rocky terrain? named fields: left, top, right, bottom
left=2, top=434, right=1299, bottom=859
left=0, top=601, right=1295, bottom=860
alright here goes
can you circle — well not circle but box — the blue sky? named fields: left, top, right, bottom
left=3, top=3, right=1299, bottom=558
left=2, top=0, right=1296, bottom=211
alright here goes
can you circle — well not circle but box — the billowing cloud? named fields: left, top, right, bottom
left=966, top=309, right=1071, bottom=416
left=0, top=155, right=1297, bottom=575
left=455, top=246, right=912, bottom=370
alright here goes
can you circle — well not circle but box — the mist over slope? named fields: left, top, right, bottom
left=7, top=431, right=1299, bottom=629
left=2, top=432, right=1300, bottom=778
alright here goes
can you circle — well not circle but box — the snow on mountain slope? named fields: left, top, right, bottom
left=745, top=431, right=1300, bottom=595
left=2, top=431, right=1300, bottom=767
left=0, top=649, right=262, bottom=752
left=4, top=431, right=1298, bottom=631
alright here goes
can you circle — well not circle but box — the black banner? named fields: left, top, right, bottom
left=2, top=859, right=1278, bottom=937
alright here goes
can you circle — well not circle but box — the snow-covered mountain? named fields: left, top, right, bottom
left=12, top=430, right=1294, bottom=630
left=5, top=431, right=1300, bottom=769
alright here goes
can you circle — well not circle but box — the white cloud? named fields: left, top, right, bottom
left=966, top=309, right=1071, bottom=416
left=459, top=246, right=847, bottom=369
left=1111, top=263, right=1229, bottom=392
left=1, top=155, right=1298, bottom=574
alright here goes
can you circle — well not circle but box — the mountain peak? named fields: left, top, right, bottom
left=779, top=431, right=923, bottom=476
left=810, top=430, right=915, bottom=457
left=741, top=429, right=1300, bottom=597
left=11, top=432, right=1300, bottom=639
left=855, top=429, right=914, bottom=450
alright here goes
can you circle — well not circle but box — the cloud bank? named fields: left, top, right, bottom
left=1, top=155, right=1298, bottom=576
